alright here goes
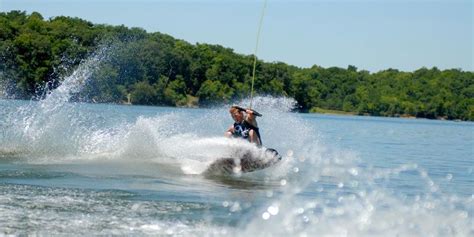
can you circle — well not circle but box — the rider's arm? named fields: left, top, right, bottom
left=245, top=109, right=258, bottom=128
left=225, top=126, right=234, bottom=137
left=248, top=129, right=261, bottom=146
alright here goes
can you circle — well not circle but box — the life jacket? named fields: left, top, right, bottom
left=232, top=120, right=262, bottom=145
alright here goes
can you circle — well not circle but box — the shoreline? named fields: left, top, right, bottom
left=0, top=98, right=469, bottom=122
left=307, top=107, right=464, bottom=122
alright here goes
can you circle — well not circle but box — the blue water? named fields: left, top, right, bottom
left=0, top=51, right=473, bottom=236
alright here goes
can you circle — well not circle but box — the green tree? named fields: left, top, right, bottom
left=131, top=81, right=157, bottom=105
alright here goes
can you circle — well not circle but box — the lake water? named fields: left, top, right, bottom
left=0, top=52, right=473, bottom=236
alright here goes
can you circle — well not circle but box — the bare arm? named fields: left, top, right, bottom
left=245, top=109, right=258, bottom=128
left=248, top=129, right=261, bottom=146
left=225, top=126, right=234, bottom=137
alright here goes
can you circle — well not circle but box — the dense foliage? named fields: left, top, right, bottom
left=1, top=11, right=473, bottom=120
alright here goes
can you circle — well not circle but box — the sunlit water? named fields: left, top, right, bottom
left=0, top=51, right=473, bottom=236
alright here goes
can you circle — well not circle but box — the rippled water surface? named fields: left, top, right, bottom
left=0, top=51, right=472, bottom=236
left=1, top=98, right=472, bottom=236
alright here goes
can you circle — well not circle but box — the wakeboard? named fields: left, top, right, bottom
left=204, top=148, right=282, bottom=176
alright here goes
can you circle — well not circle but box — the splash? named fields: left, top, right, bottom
left=238, top=129, right=473, bottom=237
left=39, top=47, right=109, bottom=112
left=96, top=97, right=300, bottom=176
left=2, top=46, right=111, bottom=159
left=0, top=72, right=6, bottom=99
left=0, top=67, right=18, bottom=100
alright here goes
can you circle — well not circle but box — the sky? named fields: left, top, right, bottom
left=1, top=0, right=472, bottom=72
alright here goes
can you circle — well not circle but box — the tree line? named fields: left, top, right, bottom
left=1, top=11, right=473, bottom=120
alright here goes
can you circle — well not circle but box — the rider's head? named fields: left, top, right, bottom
left=229, top=106, right=244, bottom=123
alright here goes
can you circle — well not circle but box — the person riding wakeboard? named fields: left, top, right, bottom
left=225, top=106, right=262, bottom=146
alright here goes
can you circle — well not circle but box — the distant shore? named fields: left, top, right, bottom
left=309, top=107, right=357, bottom=116
left=308, top=106, right=461, bottom=121
left=120, top=101, right=463, bottom=122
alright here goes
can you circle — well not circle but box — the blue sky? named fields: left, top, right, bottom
left=1, top=0, right=472, bottom=72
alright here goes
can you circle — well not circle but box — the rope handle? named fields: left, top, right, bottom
left=232, top=105, right=262, bottom=117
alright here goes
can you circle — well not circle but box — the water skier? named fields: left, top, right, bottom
left=225, top=106, right=262, bottom=146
